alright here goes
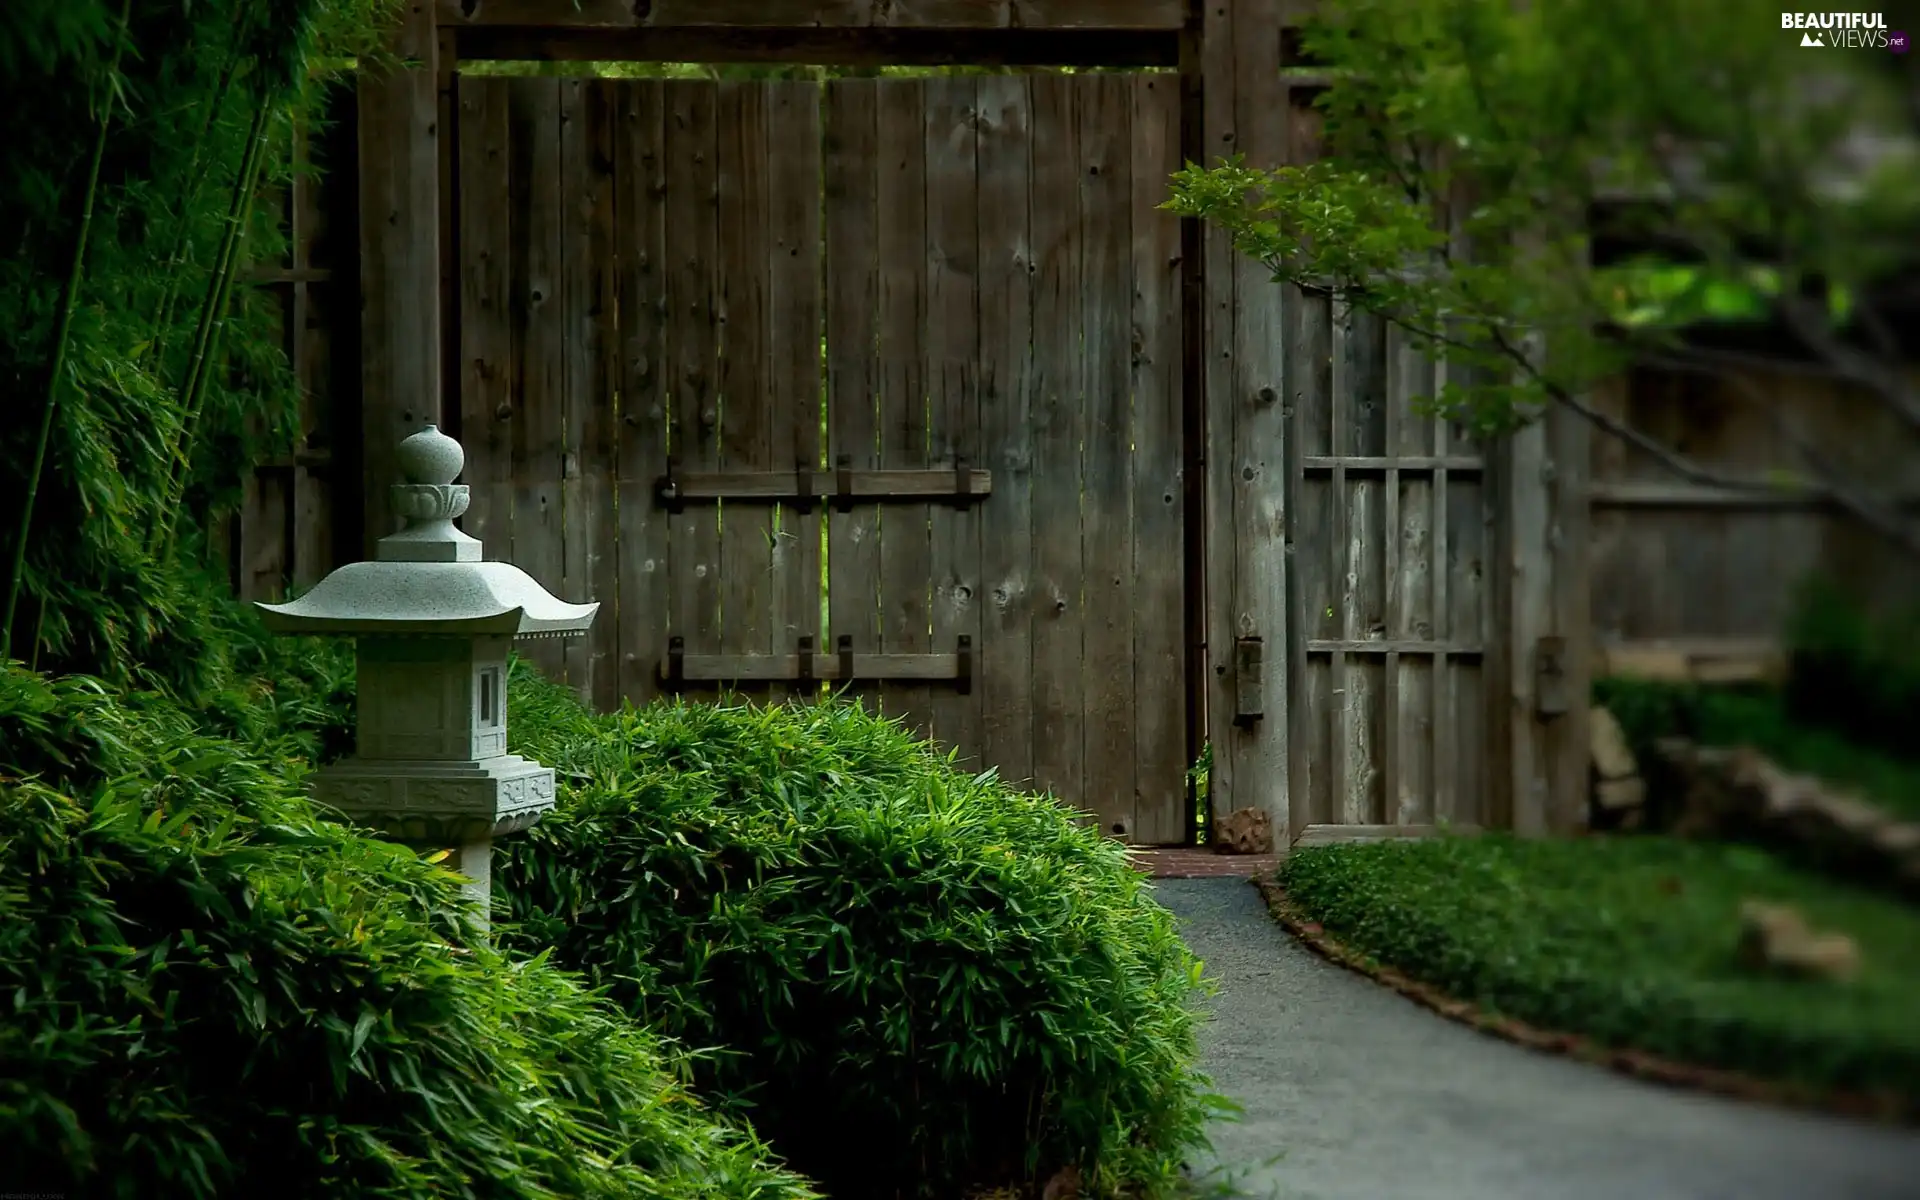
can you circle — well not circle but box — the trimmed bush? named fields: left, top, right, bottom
left=0, top=664, right=814, bottom=1200
left=1785, top=578, right=1920, bottom=768
left=1279, top=834, right=1920, bottom=1099
left=495, top=667, right=1219, bottom=1200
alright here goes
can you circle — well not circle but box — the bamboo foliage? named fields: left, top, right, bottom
left=0, top=0, right=399, bottom=694
left=0, top=0, right=133, bottom=663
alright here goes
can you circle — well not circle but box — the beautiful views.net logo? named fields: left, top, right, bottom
left=1780, top=11, right=1908, bottom=52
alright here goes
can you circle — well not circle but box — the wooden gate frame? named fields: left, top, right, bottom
left=354, top=0, right=1589, bottom=846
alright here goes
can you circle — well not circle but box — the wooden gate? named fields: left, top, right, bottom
left=450, top=72, right=1191, bottom=843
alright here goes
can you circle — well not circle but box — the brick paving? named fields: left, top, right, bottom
left=1129, top=846, right=1280, bottom=880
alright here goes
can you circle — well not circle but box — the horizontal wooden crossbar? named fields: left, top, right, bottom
left=453, top=25, right=1178, bottom=64
left=657, top=467, right=992, bottom=509
left=661, top=652, right=964, bottom=682
left=438, top=0, right=1186, bottom=31
left=1593, top=637, right=1782, bottom=684
left=1304, top=639, right=1483, bottom=656
left=661, top=634, right=974, bottom=692
left=1300, top=456, right=1483, bottom=474
left=1587, top=480, right=1920, bottom=512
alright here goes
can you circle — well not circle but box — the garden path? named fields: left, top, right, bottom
left=1154, top=877, right=1920, bottom=1200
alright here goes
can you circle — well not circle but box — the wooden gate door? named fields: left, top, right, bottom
left=451, top=72, right=1192, bottom=844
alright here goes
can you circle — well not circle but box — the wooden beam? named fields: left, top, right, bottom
left=658, top=466, right=991, bottom=505
left=660, top=650, right=968, bottom=683
left=1305, top=639, right=1484, bottom=656
left=1301, top=455, right=1483, bottom=473
left=1594, top=637, right=1784, bottom=684
left=1587, top=479, right=1920, bottom=512
left=440, top=0, right=1185, bottom=29
left=453, top=25, right=1178, bottom=64
left=359, top=0, right=442, bottom=557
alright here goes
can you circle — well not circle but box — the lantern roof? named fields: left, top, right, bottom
left=255, top=424, right=598, bottom=640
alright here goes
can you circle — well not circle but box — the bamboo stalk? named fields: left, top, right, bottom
left=152, top=94, right=275, bottom=556
left=146, top=52, right=245, bottom=365
left=1, top=0, right=135, bottom=664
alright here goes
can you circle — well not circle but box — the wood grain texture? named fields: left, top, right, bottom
left=1078, top=72, right=1135, bottom=838
left=766, top=82, right=823, bottom=704
left=973, top=73, right=1036, bottom=791
left=874, top=78, right=933, bottom=738
left=560, top=79, right=619, bottom=708
left=1199, top=0, right=1239, bottom=833
left=1026, top=72, right=1085, bottom=810
left=1219, top=7, right=1289, bottom=837
left=456, top=76, right=512, bottom=567
left=1129, top=73, right=1186, bottom=845
left=715, top=81, right=775, bottom=696
left=438, top=0, right=1184, bottom=29
left=613, top=79, right=671, bottom=710
left=357, top=2, right=440, bottom=558
left=824, top=80, right=884, bottom=718
left=925, top=74, right=982, bottom=758
left=664, top=81, right=722, bottom=670
left=506, top=77, right=567, bottom=683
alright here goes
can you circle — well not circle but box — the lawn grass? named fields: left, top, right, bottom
left=1278, top=833, right=1920, bottom=1103
left=1597, top=679, right=1920, bottom=823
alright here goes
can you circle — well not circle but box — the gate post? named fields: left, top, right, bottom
left=1196, top=0, right=1293, bottom=844
left=1487, top=401, right=1592, bottom=834
left=357, top=0, right=442, bottom=559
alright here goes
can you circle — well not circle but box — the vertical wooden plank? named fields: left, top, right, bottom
left=507, top=77, right=567, bottom=683
left=1288, top=278, right=1334, bottom=830
left=1199, top=0, right=1239, bottom=829
left=1130, top=73, right=1187, bottom=845
left=1432, top=358, right=1459, bottom=825
left=614, top=79, right=671, bottom=710
left=1222, top=0, right=1291, bottom=836
left=1340, top=306, right=1386, bottom=826
left=1586, top=373, right=1629, bottom=645
left=1028, top=72, right=1086, bottom=809
left=1078, top=73, right=1136, bottom=838
left=1390, top=325, right=1436, bottom=825
left=974, top=74, right=1036, bottom=790
left=716, top=81, right=775, bottom=698
left=664, top=81, right=722, bottom=668
left=289, top=119, right=331, bottom=592
left=357, top=0, right=439, bottom=557
left=1447, top=429, right=1489, bottom=828
left=457, top=77, right=512, bottom=564
left=766, top=82, right=823, bottom=706
left=926, top=75, right=983, bottom=759
left=437, top=28, right=461, bottom=448
left=824, top=80, right=884, bottom=716
left=876, top=79, right=932, bottom=739
left=1495, top=403, right=1554, bottom=834
left=561, top=78, right=620, bottom=710
left=1548, top=395, right=1592, bottom=832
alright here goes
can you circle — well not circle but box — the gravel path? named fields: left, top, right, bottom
left=1154, top=877, right=1920, bottom=1200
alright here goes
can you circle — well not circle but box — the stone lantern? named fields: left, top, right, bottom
left=256, top=424, right=597, bottom=927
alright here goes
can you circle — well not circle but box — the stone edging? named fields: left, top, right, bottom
left=1251, top=877, right=1915, bottom=1126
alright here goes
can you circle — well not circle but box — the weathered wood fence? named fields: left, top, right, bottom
left=236, top=0, right=1609, bottom=846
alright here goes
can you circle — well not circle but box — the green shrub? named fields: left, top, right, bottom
left=1279, top=835, right=1920, bottom=1099
left=495, top=666, right=1219, bottom=1200
left=1785, top=578, right=1920, bottom=767
left=1593, top=677, right=1920, bottom=823
left=0, top=663, right=813, bottom=1200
